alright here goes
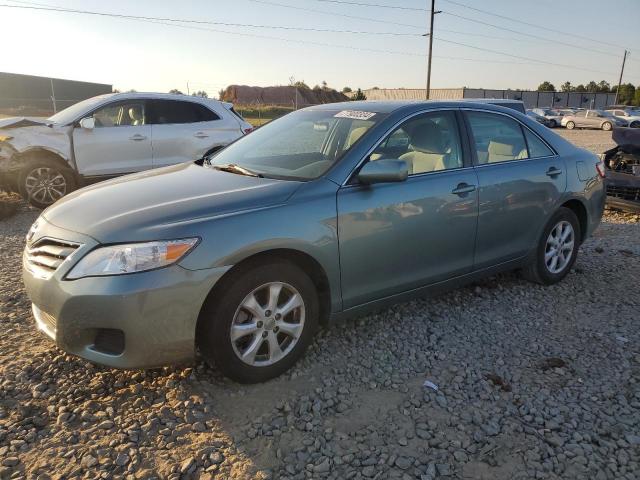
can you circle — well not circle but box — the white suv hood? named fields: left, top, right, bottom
left=0, top=118, right=72, bottom=162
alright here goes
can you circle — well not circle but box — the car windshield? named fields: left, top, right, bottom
left=207, top=109, right=387, bottom=180
left=47, top=95, right=114, bottom=125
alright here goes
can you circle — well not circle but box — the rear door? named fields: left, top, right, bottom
left=147, top=99, right=240, bottom=168
left=72, top=99, right=153, bottom=176
left=573, top=111, right=587, bottom=127
left=464, top=110, right=566, bottom=269
left=586, top=110, right=601, bottom=128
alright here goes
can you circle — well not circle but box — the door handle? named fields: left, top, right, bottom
left=546, top=167, right=563, bottom=177
left=194, top=132, right=209, bottom=138
left=129, top=134, right=147, bottom=141
left=451, top=183, right=476, bottom=195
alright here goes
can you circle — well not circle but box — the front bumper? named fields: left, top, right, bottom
left=23, top=218, right=230, bottom=369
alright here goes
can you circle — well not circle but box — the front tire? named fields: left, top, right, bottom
left=18, top=157, right=77, bottom=209
left=549, top=119, right=557, bottom=128
left=522, top=207, right=581, bottom=285
left=565, top=121, right=575, bottom=130
left=198, top=260, right=319, bottom=383
left=601, top=121, right=612, bottom=131
left=630, top=121, right=640, bottom=128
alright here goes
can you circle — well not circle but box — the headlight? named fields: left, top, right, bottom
left=66, top=238, right=199, bottom=279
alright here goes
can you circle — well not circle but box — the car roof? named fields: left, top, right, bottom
left=108, top=92, right=228, bottom=105
left=306, top=99, right=526, bottom=115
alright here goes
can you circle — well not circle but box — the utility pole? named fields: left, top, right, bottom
left=614, top=49, right=628, bottom=105
left=425, top=0, right=441, bottom=100
left=186, top=81, right=190, bottom=95
left=50, top=78, right=57, bottom=113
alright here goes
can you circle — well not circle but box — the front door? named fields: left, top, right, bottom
left=73, top=100, right=152, bottom=176
left=337, top=110, right=479, bottom=309
left=463, top=110, right=566, bottom=269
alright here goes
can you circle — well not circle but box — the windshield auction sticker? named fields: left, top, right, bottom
left=334, top=110, right=376, bottom=120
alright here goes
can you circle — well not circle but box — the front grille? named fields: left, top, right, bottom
left=607, top=185, right=640, bottom=202
left=26, top=238, right=79, bottom=278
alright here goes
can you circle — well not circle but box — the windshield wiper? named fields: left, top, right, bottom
left=212, top=163, right=263, bottom=178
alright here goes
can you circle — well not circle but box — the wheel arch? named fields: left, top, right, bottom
left=196, top=248, right=333, bottom=341
left=560, top=198, right=588, bottom=242
left=16, top=147, right=73, bottom=169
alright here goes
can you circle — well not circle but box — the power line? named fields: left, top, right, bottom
left=0, top=2, right=425, bottom=36
left=440, top=0, right=632, bottom=51
left=312, top=0, right=426, bottom=11
left=6, top=0, right=636, bottom=82
left=441, top=11, right=621, bottom=60
left=247, top=0, right=424, bottom=29
left=435, top=36, right=620, bottom=77
left=251, top=0, right=632, bottom=66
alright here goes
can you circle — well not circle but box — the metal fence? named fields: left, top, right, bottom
left=363, top=87, right=618, bottom=109
left=0, top=72, right=112, bottom=116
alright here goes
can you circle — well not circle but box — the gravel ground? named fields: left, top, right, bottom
left=555, top=129, right=616, bottom=155
left=1, top=130, right=639, bottom=480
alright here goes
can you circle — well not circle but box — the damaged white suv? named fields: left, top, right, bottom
left=0, top=92, right=253, bottom=208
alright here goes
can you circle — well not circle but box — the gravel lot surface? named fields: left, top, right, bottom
left=1, top=130, right=638, bottom=480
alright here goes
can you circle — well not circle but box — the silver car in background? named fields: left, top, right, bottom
left=605, top=108, right=640, bottom=128
left=562, top=109, right=627, bottom=130
left=0, top=92, right=253, bottom=208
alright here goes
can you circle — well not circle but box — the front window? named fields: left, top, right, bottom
left=93, top=101, right=146, bottom=127
left=368, top=111, right=463, bottom=174
left=208, top=109, right=386, bottom=180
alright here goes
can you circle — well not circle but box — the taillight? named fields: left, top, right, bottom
left=243, top=127, right=254, bottom=135
left=595, top=160, right=606, bottom=178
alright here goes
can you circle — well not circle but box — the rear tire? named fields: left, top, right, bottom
left=197, top=260, right=319, bottom=383
left=601, top=121, right=612, bottom=131
left=565, top=121, right=575, bottom=130
left=522, top=207, right=581, bottom=285
left=18, top=156, right=77, bottom=209
left=549, top=119, right=557, bottom=128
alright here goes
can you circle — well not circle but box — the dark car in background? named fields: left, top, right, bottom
left=526, top=109, right=553, bottom=128
left=601, top=128, right=640, bottom=213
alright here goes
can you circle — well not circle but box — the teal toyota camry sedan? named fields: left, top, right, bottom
left=23, top=101, right=605, bottom=383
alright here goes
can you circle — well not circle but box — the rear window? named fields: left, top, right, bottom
left=229, top=107, right=246, bottom=121
left=148, top=100, right=220, bottom=124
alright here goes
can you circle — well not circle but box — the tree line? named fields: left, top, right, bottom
left=537, top=81, right=640, bottom=105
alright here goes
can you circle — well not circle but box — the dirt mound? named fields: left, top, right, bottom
left=221, top=85, right=349, bottom=106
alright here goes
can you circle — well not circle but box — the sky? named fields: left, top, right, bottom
left=2, top=0, right=640, bottom=94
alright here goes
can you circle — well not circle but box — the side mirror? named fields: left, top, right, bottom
left=357, top=159, right=408, bottom=185
left=79, top=117, right=95, bottom=129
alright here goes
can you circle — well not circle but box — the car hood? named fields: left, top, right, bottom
left=0, top=116, right=51, bottom=129
left=42, top=162, right=302, bottom=243
left=612, top=127, right=640, bottom=147
left=0, top=119, right=71, bottom=160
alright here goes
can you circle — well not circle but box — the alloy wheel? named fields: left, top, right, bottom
left=230, top=282, right=305, bottom=366
left=24, top=167, right=67, bottom=205
left=544, top=221, right=575, bottom=274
